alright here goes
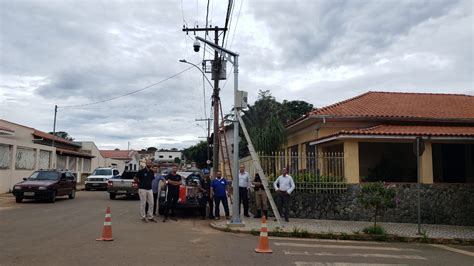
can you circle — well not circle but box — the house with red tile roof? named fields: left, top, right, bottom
left=99, top=149, right=140, bottom=171
left=285, top=91, right=474, bottom=184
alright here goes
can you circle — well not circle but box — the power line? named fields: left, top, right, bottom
left=229, top=0, right=243, bottom=50
left=59, top=66, right=193, bottom=109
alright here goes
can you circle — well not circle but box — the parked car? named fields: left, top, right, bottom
left=107, top=170, right=139, bottom=200
left=158, top=171, right=205, bottom=215
left=85, top=167, right=120, bottom=191
left=12, top=169, right=77, bottom=203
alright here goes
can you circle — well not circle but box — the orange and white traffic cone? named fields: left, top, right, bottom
left=96, top=207, right=114, bottom=241
left=254, top=215, right=272, bottom=253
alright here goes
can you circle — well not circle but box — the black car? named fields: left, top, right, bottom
left=12, top=169, right=77, bottom=203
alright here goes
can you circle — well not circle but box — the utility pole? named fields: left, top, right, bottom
left=195, top=118, right=212, bottom=164
left=183, top=25, right=227, bottom=176
left=52, top=105, right=58, bottom=168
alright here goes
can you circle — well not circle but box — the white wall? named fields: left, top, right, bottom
left=155, top=151, right=182, bottom=162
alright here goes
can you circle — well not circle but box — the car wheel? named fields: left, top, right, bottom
left=15, top=197, right=23, bottom=203
left=68, top=189, right=76, bottom=199
left=109, top=193, right=116, bottom=200
left=49, top=191, right=56, bottom=203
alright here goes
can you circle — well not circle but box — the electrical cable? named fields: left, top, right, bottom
left=59, top=66, right=194, bottom=109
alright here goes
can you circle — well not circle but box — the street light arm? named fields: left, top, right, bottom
left=196, top=36, right=239, bottom=57
left=179, top=59, right=214, bottom=89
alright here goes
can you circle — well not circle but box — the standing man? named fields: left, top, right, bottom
left=199, top=169, right=214, bottom=219
left=151, top=165, right=165, bottom=216
left=252, top=173, right=268, bottom=219
left=134, top=160, right=157, bottom=223
left=273, top=168, right=295, bottom=222
left=238, top=165, right=251, bottom=217
left=211, top=170, right=230, bottom=220
left=163, top=165, right=182, bottom=222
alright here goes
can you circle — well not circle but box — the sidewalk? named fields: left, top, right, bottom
left=210, top=217, right=474, bottom=244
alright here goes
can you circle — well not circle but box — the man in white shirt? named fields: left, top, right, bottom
left=273, top=168, right=295, bottom=222
left=238, top=164, right=251, bottom=217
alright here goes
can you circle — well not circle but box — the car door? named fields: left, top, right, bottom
left=65, top=172, right=76, bottom=193
left=57, top=173, right=68, bottom=196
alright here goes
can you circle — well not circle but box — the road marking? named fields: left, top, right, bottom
left=269, top=236, right=387, bottom=245
left=430, top=244, right=474, bottom=257
left=294, top=262, right=408, bottom=266
left=283, top=251, right=426, bottom=260
left=275, top=242, right=419, bottom=252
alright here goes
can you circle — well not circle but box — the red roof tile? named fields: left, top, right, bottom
left=32, top=130, right=79, bottom=146
left=342, top=125, right=474, bottom=137
left=310, top=91, right=474, bottom=120
left=312, top=125, right=474, bottom=144
left=100, top=150, right=132, bottom=160
left=0, top=126, right=14, bottom=133
left=56, top=148, right=94, bottom=158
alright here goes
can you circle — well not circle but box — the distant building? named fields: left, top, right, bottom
left=155, top=149, right=182, bottom=163
left=99, top=149, right=140, bottom=171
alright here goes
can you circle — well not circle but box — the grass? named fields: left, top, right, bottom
left=271, top=227, right=286, bottom=237
left=363, top=225, right=386, bottom=235
left=291, top=227, right=310, bottom=238
left=250, top=229, right=260, bottom=236
left=419, top=230, right=430, bottom=243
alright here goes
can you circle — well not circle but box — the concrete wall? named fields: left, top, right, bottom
left=0, top=122, right=55, bottom=193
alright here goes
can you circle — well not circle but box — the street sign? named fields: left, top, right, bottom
left=413, top=137, right=425, bottom=156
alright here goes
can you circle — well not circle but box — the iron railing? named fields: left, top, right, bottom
left=241, top=152, right=347, bottom=194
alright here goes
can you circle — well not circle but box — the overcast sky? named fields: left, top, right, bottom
left=1, top=0, right=472, bottom=150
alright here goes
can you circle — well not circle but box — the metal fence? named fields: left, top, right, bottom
left=241, top=152, right=347, bottom=194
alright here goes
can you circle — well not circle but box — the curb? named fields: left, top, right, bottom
left=209, top=222, right=474, bottom=246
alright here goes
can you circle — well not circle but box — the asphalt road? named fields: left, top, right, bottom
left=1, top=191, right=473, bottom=266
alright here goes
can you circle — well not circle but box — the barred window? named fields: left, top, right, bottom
left=57, top=155, right=67, bottom=169
left=39, top=150, right=51, bottom=169
left=68, top=156, right=77, bottom=171
left=0, top=144, right=12, bottom=169
left=83, top=158, right=91, bottom=172
left=16, top=147, right=35, bottom=170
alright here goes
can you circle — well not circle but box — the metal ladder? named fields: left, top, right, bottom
left=236, top=111, right=282, bottom=226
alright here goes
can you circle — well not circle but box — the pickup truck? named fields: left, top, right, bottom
left=158, top=171, right=206, bottom=215
left=107, top=170, right=138, bottom=200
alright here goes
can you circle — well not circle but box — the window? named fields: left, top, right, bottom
left=433, top=144, right=474, bottom=183
left=68, top=156, right=77, bottom=171
left=288, top=145, right=298, bottom=173
left=305, top=143, right=316, bottom=172
left=92, top=169, right=112, bottom=175
left=359, top=142, right=416, bottom=182
left=39, top=150, right=51, bottom=169
left=159, top=155, right=164, bottom=158
left=83, top=158, right=91, bottom=172
left=0, top=144, right=12, bottom=169
left=113, top=170, right=119, bottom=176
left=16, top=147, right=35, bottom=170
left=57, top=155, right=67, bottom=169
left=169, top=155, right=172, bottom=158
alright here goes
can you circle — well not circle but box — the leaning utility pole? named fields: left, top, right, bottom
left=183, top=25, right=227, bottom=176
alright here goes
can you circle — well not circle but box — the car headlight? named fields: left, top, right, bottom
left=38, top=186, right=48, bottom=190
left=14, top=186, right=22, bottom=190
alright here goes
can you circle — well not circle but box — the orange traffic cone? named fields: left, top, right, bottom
left=254, top=215, right=272, bottom=253
left=96, top=207, right=114, bottom=241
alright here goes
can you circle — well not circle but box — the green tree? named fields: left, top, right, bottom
left=281, top=100, right=314, bottom=124
left=182, top=141, right=210, bottom=169
left=48, top=131, right=74, bottom=141
left=358, top=182, right=397, bottom=228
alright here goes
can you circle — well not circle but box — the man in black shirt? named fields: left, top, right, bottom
left=199, top=169, right=214, bottom=219
left=134, top=160, right=157, bottom=222
left=163, top=165, right=182, bottom=222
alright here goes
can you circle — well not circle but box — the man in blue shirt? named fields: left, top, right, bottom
left=211, top=170, right=230, bottom=220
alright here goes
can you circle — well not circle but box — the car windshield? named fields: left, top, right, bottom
left=29, top=171, right=59, bottom=180
left=92, top=169, right=112, bottom=175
